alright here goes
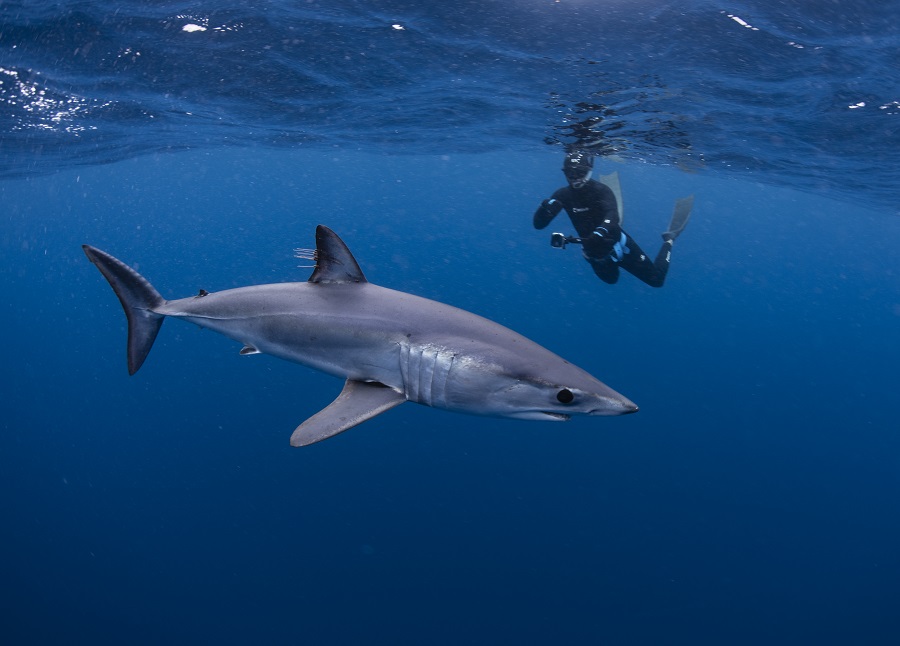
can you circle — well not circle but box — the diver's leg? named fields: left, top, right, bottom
left=585, top=255, right=620, bottom=284
left=619, top=235, right=671, bottom=288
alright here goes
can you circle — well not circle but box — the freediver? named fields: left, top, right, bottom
left=533, top=151, right=693, bottom=287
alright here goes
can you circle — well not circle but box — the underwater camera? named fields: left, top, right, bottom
left=550, top=232, right=581, bottom=249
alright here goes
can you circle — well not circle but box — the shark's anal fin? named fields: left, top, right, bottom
left=239, top=345, right=261, bottom=355
left=290, top=379, right=406, bottom=447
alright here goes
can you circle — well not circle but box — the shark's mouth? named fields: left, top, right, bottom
left=505, top=410, right=571, bottom=421
left=539, top=412, right=571, bottom=421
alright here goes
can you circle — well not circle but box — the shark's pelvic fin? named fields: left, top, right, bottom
left=290, top=379, right=406, bottom=447
left=308, top=225, right=367, bottom=284
left=239, top=345, right=261, bottom=355
left=82, top=245, right=166, bottom=375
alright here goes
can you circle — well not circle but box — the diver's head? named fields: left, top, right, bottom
left=563, top=151, right=594, bottom=189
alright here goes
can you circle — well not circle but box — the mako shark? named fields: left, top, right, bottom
left=83, top=225, right=637, bottom=446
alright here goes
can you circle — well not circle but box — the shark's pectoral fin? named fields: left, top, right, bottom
left=290, top=380, right=406, bottom=447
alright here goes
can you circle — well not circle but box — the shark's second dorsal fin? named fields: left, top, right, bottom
left=308, top=225, right=368, bottom=284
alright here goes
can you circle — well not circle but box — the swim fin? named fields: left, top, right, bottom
left=599, top=171, right=624, bottom=224
left=663, top=194, right=694, bottom=241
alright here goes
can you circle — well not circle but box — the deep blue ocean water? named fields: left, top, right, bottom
left=2, top=2, right=900, bottom=645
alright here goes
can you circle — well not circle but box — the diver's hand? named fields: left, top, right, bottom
left=583, top=226, right=613, bottom=257
left=533, top=198, right=564, bottom=229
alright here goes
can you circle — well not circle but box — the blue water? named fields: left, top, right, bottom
left=2, top=2, right=900, bottom=645
left=3, top=0, right=900, bottom=211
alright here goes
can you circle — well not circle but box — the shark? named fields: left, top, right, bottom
left=83, top=225, right=637, bottom=446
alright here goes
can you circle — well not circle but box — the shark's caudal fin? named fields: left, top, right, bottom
left=307, top=225, right=367, bottom=284
left=83, top=245, right=165, bottom=375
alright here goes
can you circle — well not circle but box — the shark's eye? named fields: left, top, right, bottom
left=556, top=388, right=574, bottom=404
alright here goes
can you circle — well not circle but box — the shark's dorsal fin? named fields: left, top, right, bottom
left=308, top=225, right=367, bottom=284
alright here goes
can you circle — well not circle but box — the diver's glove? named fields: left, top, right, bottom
left=533, top=198, right=563, bottom=229
left=583, top=225, right=613, bottom=258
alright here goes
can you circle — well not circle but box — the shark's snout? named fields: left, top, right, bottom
left=593, top=395, right=639, bottom=416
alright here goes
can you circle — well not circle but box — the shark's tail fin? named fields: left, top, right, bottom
left=82, top=245, right=166, bottom=375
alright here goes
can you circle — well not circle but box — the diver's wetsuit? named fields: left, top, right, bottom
left=533, top=178, right=672, bottom=288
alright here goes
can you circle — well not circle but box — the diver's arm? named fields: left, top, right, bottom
left=533, top=196, right=564, bottom=229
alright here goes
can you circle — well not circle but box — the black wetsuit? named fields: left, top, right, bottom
left=533, top=178, right=672, bottom=287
